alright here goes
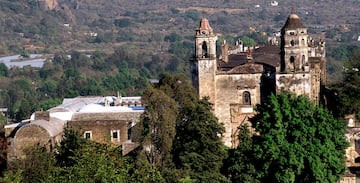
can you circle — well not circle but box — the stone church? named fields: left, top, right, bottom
left=191, top=13, right=326, bottom=147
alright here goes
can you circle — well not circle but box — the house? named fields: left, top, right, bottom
left=5, top=95, right=144, bottom=159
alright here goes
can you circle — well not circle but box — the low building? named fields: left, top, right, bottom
left=5, top=95, right=144, bottom=159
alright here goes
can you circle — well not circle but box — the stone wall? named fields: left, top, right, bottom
left=215, top=73, right=262, bottom=147
left=12, top=125, right=51, bottom=159
left=276, top=73, right=312, bottom=98
left=69, top=112, right=142, bottom=146
left=68, top=120, right=129, bottom=146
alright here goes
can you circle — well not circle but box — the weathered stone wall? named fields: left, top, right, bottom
left=215, top=73, right=262, bottom=147
left=197, top=59, right=216, bottom=105
left=282, top=28, right=309, bottom=72
left=69, top=112, right=142, bottom=146
left=12, top=125, right=51, bottom=159
left=68, top=120, right=129, bottom=146
left=276, top=73, right=312, bottom=98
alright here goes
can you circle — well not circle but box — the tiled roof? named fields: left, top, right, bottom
left=219, top=45, right=280, bottom=72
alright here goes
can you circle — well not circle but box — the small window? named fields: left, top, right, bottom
left=243, top=91, right=251, bottom=105
left=84, top=131, right=92, bottom=139
left=289, top=32, right=295, bottom=35
left=290, top=56, right=296, bottom=70
left=290, top=40, right=295, bottom=46
left=111, top=130, right=120, bottom=142
left=202, top=41, right=208, bottom=58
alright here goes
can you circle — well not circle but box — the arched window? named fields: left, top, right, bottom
left=202, top=41, right=208, bottom=58
left=290, top=40, right=295, bottom=46
left=243, top=91, right=251, bottom=105
left=290, top=56, right=295, bottom=70
left=301, top=55, right=306, bottom=71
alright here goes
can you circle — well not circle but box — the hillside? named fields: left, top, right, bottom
left=0, top=0, right=359, bottom=53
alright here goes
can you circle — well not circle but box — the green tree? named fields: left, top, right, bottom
left=135, top=87, right=178, bottom=167
left=164, top=33, right=182, bottom=42
left=241, top=36, right=256, bottom=47
left=56, top=128, right=87, bottom=167
left=2, top=145, right=58, bottom=183
left=250, top=93, right=348, bottom=183
left=184, top=10, right=201, bottom=21
left=58, top=143, right=131, bottom=183
left=0, top=63, right=8, bottom=77
left=222, top=125, right=259, bottom=183
left=337, top=48, right=360, bottom=117
left=172, top=98, right=229, bottom=183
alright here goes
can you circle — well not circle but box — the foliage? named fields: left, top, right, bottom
left=250, top=93, right=348, bottom=183
left=172, top=98, right=229, bottom=183
left=134, top=74, right=228, bottom=182
left=336, top=47, right=360, bottom=117
left=114, top=18, right=131, bottom=28
left=136, top=87, right=178, bottom=166
left=184, top=10, right=201, bottom=21
left=222, top=125, right=259, bottom=183
left=2, top=145, right=58, bottom=183
left=164, top=33, right=182, bottom=42
left=0, top=63, right=8, bottom=77
left=57, top=127, right=88, bottom=167
left=58, top=143, right=131, bottom=182
left=39, top=98, right=62, bottom=111
left=4, top=78, right=38, bottom=121
left=241, top=36, right=256, bottom=47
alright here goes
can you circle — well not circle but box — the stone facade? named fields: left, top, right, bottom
left=68, top=112, right=142, bottom=148
left=192, top=14, right=326, bottom=147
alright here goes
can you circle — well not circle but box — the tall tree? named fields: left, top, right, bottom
left=136, top=87, right=178, bottom=167
left=250, top=93, right=348, bottom=183
left=172, top=98, right=229, bottom=183
left=337, top=48, right=360, bottom=117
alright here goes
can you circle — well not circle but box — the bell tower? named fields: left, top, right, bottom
left=280, top=13, right=309, bottom=72
left=192, top=18, right=217, bottom=104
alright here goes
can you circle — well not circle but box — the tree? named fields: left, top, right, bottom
left=0, top=63, right=8, bottom=77
left=337, top=48, right=360, bottom=116
left=56, top=127, right=87, bottom=168
left=135, top=87, right=178, bottom=167
left=164, top=33, right=182, bottom=42
left=241, top=36, right=256, bottom=47
left=172, top=98, right=229, bottom=183
left=58, top=143, right=131, bottom=182
left=250, top=93, right=348, bottom=183
left=2, top=145, right=58, bottom=183
left=222, top=125, right=259, bottom=183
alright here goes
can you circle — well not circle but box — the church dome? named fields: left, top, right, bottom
left=282, top=13, right=305, bottom=30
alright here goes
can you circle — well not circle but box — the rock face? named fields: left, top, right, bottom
left=38, top=0, right=59, bottom=10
